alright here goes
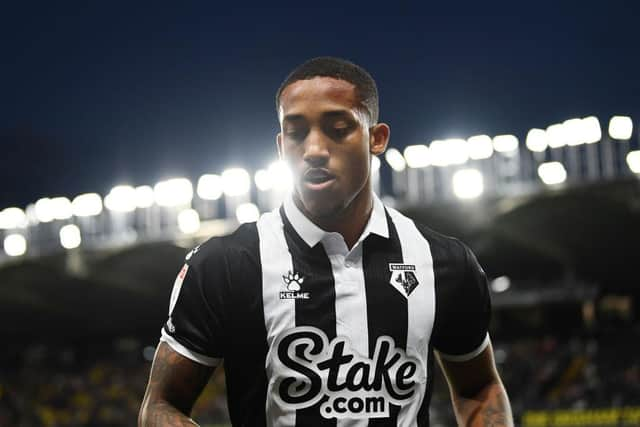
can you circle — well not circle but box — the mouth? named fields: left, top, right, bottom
left=302, top=168, right=336, bottom=191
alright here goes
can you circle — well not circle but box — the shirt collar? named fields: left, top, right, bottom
left=282, top=193, right=390, bottom=248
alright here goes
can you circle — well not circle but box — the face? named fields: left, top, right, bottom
left=277, top=77, right=388, bottom=219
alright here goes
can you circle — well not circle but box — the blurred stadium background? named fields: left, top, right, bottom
left=1, top=115, right=639, bottom=426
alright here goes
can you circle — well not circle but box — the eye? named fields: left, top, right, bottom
left=326, top=121, right=354, bottom=140
left=284, top=127, right=307, bottom=142
left=333, top=127, right=349, bottom=138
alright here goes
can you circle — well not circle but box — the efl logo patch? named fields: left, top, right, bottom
left=280, top=270, right=310, bottom=300
left=389, top=263, right=419, bottom=297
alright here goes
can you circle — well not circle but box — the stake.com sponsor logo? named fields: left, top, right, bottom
left=270, top=327, right=426, bottom=419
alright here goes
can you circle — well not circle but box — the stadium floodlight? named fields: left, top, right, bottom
left=563, top=118, right=585, bottom=146
left=0, top=207, right=27, bottom=229
left=467, top=135, right=493, bottom=160
left=429, top=140, right=448, bottom=166
left=135, top=185, right=155, bottom=208
left=452, top=169, right=484, bottom=199
left=222, top=168, right=251, bottom=197
left=385, top=148, right=406, bottom=171
left=34, top=198, right=54, bottom=223
left=268, top=160, right=294, bottom=191
left=546, top=124, right=567, bottom=148
left=254, top=170, right=272, bottom=192
left=154, top=178, right=194, bottom=207
left=526, top=129, right=548, bottom=152
left=404, top=144, right=431, bottom=168
left=627, top=150, right=640, bottom=173
left=177, top=209, right=201, bottom=234
left=492, top=135, right=519, bottom=156
left=538, top=161, right=567, bottom=185
left=491, top=276, right=511, bottom=293
left=59, top=224, right=81, bottom=249
left=236, top=202, right=260, bottom=224
left=71, top=193, right=103, bottom=217
left=582, top=116, right=602, bottom=144
left=105, top=185, right=137, bottom=212
left=197, top=174, right=223, bottom=200
left=50, top=197, right=73, bottom=220
left=608, top=116, right=633, bottom=140
left=371, top=155, right=381, bottom=173
left=444, top=139, right=470, bottom=164
left=430, top=139, right=469, bottom=166
left=4, top=233, right=26, bottom=257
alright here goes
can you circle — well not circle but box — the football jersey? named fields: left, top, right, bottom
left=160, top=194, right=491, bottom=427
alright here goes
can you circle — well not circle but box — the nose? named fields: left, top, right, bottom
left=302, top=128, right=330, bottom=167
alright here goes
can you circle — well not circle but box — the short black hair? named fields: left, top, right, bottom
left=275, top=56, right=379, bottom=124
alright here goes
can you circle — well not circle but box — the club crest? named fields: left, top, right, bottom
left=388, top=263, right=419, bottom=297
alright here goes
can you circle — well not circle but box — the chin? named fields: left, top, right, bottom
left=299, top=191, right=344, bottom=219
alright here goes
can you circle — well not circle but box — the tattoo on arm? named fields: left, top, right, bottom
left=139, top=342, right=214, bottom=427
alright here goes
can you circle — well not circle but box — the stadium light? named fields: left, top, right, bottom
left=222, top=168, right=251, bottom=197
left=608, top=116, right=633, bottom=140
left=105, top=185, right=137, bottom=212
left=546, top=124, right=567, bottom=148
left=492, top=135, right=519, bottom=156
left=254, top=170, right=272, bottom=192
left=4, top=233, right=26, bottom=257
left=467, top=135, right=493, bottom=160
left=268, top=160, right=294, bottom=191
left=71, top=193, right=103, bottom=217
left=50, top=197, right=73, bottom=220
left=526, top=129, right=548, bottom=152
left=34, top=198, right=54, bottom=223
left=403, top=144, right=430, bottom=168
left=538, top=162, right=567, bottom=185
left=197, top=174, right=223, bottom=200
left=429, top=139, right=468, bottom=166
left=59, top=224, right=82, bottom=249
left=582, top=116, right=601, bottom=144
left=236, top=202, right=260, bottom=224
left=491, top=276, right=511, bottom=293
left=385, top=148, right=406, bottom=171
left=627, top=151, right=640, bottom=173
left=135, top=185, right=155, bottom=208
left=445, top=139, right=469, bottom=164
left=452, top=169, right=484, bottom=199
left=0, top=207, right=27, bottom=229
left=177, top=209, right=200, bottom=234
left=372, top=155, right=381, bottom=173
left=563, top=118, right=585, bottom=146
left=154, top=178, right=194, bottom=207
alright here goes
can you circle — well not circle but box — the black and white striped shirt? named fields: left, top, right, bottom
left=160, top=194, right=491, bottom=427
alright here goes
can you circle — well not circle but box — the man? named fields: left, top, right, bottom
left=139, top=56, right=513, bottom=426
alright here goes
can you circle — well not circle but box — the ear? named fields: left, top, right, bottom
left=276, top=132, right=284, bottom=160
left=369, top=122, right=390, bottom=156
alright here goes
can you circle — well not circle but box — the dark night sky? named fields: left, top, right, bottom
left=2, top=2, right=639, bottom=208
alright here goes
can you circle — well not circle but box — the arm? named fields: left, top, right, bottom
left=138, top=342, right=215, bottom=426
left=437, top=342, right=513, bottom=427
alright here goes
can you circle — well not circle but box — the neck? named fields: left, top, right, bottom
left=295, top=183, right=374, bottom=249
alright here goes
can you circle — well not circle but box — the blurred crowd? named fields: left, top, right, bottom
left=1, top=327, right=638, bottom=427
left=0, top=339, right=228, bottom=427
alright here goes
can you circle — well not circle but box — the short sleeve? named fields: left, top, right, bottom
left=432, top=240, right=491, bottom=362
left=160, top=241, right=228, bottom=366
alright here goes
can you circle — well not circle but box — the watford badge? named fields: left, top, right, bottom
left=388, top=263, right=419, bottom=297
